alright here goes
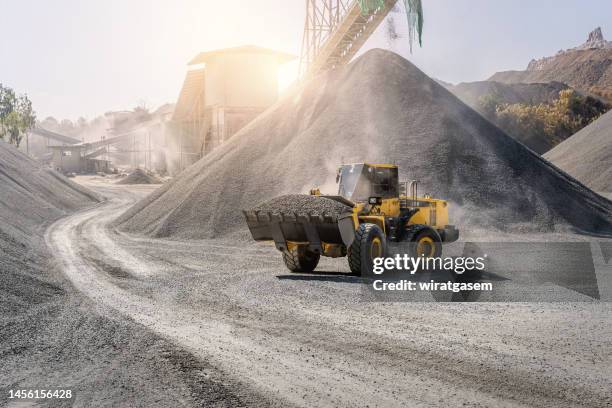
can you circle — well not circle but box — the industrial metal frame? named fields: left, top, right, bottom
left=299, top=0, right=399, bottom=78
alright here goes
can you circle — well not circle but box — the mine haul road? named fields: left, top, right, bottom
left=45, top=179, right=612, bottom=407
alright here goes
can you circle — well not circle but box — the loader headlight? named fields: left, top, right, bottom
left=369, top=197, right=380, bottom=205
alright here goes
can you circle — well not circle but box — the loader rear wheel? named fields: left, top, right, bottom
left=348, top=223, right=386, bottom=277
left=283, top=246, right=320, bottom=273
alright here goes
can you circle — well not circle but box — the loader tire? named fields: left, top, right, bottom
left=348, top=223, right=386, bottom=277
left=404, top=225, right=442, bottom=258
left=283, top=246, right=320, bottom=273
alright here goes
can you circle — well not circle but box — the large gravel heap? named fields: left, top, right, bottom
left=0, top=140, right=99, bottom=307
left=544, top=110, right=612, bottom=192
left=0, top=142, right=237, bottom=405
left=116, top=49, right=612, bottom=238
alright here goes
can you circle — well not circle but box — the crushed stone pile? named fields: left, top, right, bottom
left=0, top=142, right=237, bottom=405
left=251, top=194, right=351, bottom=216
left=116, top=168, right=162, bottom=185
left=116, top=49, right=612, bottom=239
left=0, top=139, right=99, bottom=311
left=544, top=110, right=612, bottom=192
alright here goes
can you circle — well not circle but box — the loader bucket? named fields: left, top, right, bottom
left=242, top=209, right=356, bottom=254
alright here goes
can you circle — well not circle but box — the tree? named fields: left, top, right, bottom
left=77, top=116, right=88, bottom=129
left=0, top=84, right=36, bottom=147
left=59, top=119, right=75, bottom=134
left=478, top=93, right=501, bottom=121
left=39, top=116, right=59, bottom=131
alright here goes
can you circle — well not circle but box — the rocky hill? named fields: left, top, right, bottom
left=489, top=27, right=612, bottom=101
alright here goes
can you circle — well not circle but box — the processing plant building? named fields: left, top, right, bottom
left=172, top=45, right=295, bottom=166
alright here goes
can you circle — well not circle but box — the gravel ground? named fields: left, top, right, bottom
left=44, top=178, right=612, bottom=407
left=0, top=293, right=270, bottom=408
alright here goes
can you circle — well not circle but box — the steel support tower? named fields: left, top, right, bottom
left=299, top=0, right=399, bottom=78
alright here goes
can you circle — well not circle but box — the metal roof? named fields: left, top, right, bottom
left=48, top=144, right=85, bottom=150
left=189, top=45, right=296, bottom=65
left=30, top=127, right=81, bottom=145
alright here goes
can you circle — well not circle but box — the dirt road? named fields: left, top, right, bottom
left=45, top=179, right=612, bottom=407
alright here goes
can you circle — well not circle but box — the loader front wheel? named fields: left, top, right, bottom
left=348, top=223, right=386, bottom=277
left=404, top=225, right=442, bottom=258
left=283, top=246, right=320, bottom=273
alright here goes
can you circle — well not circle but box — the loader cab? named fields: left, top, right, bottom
left=336, top=163, right=399, bottom=202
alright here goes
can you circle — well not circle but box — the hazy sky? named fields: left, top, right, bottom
left=1, top=0, right=610, bottom=120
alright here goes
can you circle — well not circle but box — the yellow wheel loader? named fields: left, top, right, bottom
left=243, top=163, right=459, bottom=276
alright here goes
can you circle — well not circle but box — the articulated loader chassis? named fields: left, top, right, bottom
left=243, top=163, right=459, bottom=276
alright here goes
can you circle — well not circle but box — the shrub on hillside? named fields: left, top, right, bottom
left=479, top=89, right=609, bottom=153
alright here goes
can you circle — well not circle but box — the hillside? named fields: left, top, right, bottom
left=448, top=81, right=569, bottom=109
left=449, top=83, right=609, bottom=154
left=544, top=110, right=612, bottom=192
left=489, top=28, right=612, bottom=101
left=115, top=49, right=612, bottom=238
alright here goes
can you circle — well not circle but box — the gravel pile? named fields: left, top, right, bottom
left=251, top=194, right=351, bottom=216
left=0, top=140, right=102, bottom=399
left=544, top=110, right=612, bottom=192
left=116, top=49, right=612, bottom=238
left=0, top=141, right=245, bottom=406
left=0, top=140, right=94, bottom=276
left=0, top=140, right=99, bottom=286
left=117, top=168, right=162, bottom=185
